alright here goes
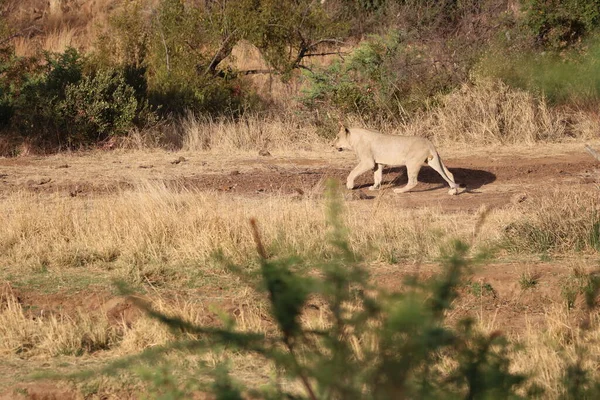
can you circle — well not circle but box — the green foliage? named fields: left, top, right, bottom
left=301, top=30, right=459, bottom=122
left=560, top=268, right=600, bottom=311
left=60, top=69, right=138, bottom=142
left=0, top=47, right=146, bottom=147
left=522, top=0, right=600, bottom=49
left=468, top=281, right=496, bottom=297
left=0, top=48, right=38, bottom=127
left=9, top=48, right=85, bottom=141
left=92, top=0, right=346, bottom=117
left=519, top=272, right=539, bottom=290
left=479, top=40, right=600, bottom=106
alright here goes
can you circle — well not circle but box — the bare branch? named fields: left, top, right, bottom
left=0, top=26, right=43, bottom=46
left=302, top=51, right=349, bottom=58
left=306, top=38, right=347, bottom=49
left=249, top=218, right=268, bottom=260
left=204, top=29, right=239, bottom=76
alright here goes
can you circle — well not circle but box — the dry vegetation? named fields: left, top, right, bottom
left=1, top=0, right=600, bottom=398
left=1, top=173, right=600, bottom=396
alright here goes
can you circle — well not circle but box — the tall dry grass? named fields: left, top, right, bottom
left=347, top=79, right=599, bottom=146
left=503, top=190, right=600, bottom=254
left=0, top=291, right=120, bottom=357
left=0, top=182, right=484, bottom=280
left=138, top=77, right=600, bottom=154
left=11, top=0, right=120, bottom=57
left=178, top=113, right=327, bottom=152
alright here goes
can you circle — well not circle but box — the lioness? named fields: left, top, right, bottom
left=334, top=125, right=460, bottom=195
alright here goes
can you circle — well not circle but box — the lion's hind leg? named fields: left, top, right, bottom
left=393, top=163, right=420, bottom=194
left=428, top=154, right=459, bottom=195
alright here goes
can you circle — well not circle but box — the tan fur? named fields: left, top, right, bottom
left=334, top=125, right=460, bottom=195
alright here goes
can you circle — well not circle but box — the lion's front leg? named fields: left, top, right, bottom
left=346, top=161, right=374, bottom=190
left=369, top=164, right=383, bottom=190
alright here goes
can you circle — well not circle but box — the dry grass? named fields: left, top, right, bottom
left=11, top=0, right=120, bottom=57
left=512, top=306, right=600, bottom=397
left=0, top=182, right=490, bottom=281
left=42, top=27, right=79, bottom=53
left=131, top=78, right=600, bottom=153
left=503, top=190, right=600, bottom=254
left=1, top=179, right=599, bottom=396
left=346, top=79, right=599, bottom=146
left=178, top=113, right=327, bottom=152
left=0, top=290, right=119, bottom=357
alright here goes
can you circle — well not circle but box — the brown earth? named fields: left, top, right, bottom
left=1, top=143, right=598, bottom=210
left=1, top=143, right=600, bottom=398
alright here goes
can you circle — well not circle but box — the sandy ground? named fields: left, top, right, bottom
left=1, top=142, right=598, bottom=209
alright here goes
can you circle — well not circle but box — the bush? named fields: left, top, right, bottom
left=94, top=0, right=264, bottom=117
left=59, top=69, right=138, bottom=143
left=478, top=39, right=600, bottom=107
left=522, top=0, right=600, bottom=50
left=300, top=30, right=464, bottom=123
left=0, top=47, right=145, bottom=147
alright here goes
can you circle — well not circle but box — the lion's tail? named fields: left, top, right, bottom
left=428, top=148, right=459, bottom=189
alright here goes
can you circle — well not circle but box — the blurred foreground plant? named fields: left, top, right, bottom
left=100, top=179, right=541, bottom=399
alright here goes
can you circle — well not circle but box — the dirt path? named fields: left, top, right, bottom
left=1, top=143, right=599, bottom=211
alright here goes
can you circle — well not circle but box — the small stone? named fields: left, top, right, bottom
left=511, top=193, right=527, bottom=204
left=171, top=156, right=186, bottom=164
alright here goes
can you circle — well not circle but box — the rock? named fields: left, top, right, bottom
left=171, top=156, right=186, bottom=164
left=511, top=193, right=527, bottom=204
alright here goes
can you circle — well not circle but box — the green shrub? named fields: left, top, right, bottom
left=478, top=40, right=600, bottom=106
left=301, top=30, right=460, bottom=122
left=522, top=0, right=600, bottom=50
left=0, top=47, right=145, bottom=147
left=8, top=48, right=83, bottom=139
left=59, top=69, right=138, bottom=143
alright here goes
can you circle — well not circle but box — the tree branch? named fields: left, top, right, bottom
left=306, top=38, right=347, bottom=49
left=204, top=29, right=239, bottom=76
left=302, top=51, right=349, bottom=58
left=239, top=69, right=273, bottom=75
left=0, top=26, right=43, bottom=45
